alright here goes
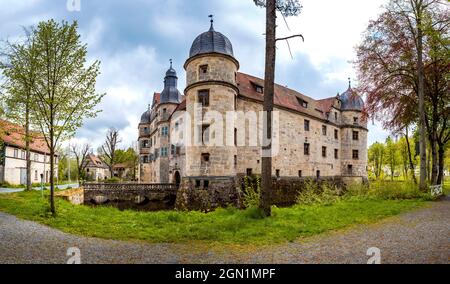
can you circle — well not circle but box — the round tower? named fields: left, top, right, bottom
left=184, top=18, right=239, bottom=181
left=339, top=81, right=368, bottom=183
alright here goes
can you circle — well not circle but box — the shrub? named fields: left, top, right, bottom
left=242, top=176, right=260, bottom=208
left=296, top=180, right=341, bottom=206
left=104, top=177, right=121, bottom=184
left=368, top=181, right=432, bottom=200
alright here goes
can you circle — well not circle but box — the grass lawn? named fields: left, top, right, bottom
left=0, top=190, right=431, bottom=245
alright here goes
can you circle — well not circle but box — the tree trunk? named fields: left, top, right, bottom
left=437, top=144, right=444, bottom=185
left=25, top=105, right=32, bottom=191
left=416, top=6, right=427, bottom=191
left=49, top=123, right=55, bottom=215
left=405, top=128, right=417, bottom=183
left=260, top=0, right=276, bottom=217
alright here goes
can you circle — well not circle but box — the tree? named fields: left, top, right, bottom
left=0, top=29, right=39, bottom=191
left=385, top=136, right=400, bottom=180
left=27, top=20, right=104, bottom=215
left=99, top=127, right=121, bottom=178
left=253, top=0, right=302, bottom=217
left=71, top=143, right=91, bottom=183
left=355, top=0, right=448, bottom=189
left=115, top=146, right=139, bottom=181
left=368, top=142, right=386, bottom=179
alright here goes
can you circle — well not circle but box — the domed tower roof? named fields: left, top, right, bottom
left=189, top=17, right=234, bottom=59
left=160, top=60, right=182, bottom=104
left=140, top=108, right=151, bottom=124
left=340, top=79, right=364, bottom=111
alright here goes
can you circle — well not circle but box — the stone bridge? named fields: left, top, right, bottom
left=83, top=183, right=179, bottom=210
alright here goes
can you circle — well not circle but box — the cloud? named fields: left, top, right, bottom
left=1, top=0, right=391, bottom=151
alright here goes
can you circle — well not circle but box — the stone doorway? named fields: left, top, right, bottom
left=174, top=171, right=181, bottom=186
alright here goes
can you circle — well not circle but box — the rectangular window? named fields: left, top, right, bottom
left=352, top=150, right=359, bottom=160
left=14, top=149, right=18, bottom=158
left=334, top=129, right=339, bottom=140
left=21, top=151, right=25, bottom=159
left=353, top=117, right=358, bottom=124
left=203, top=180, right=209, bottom=189
left=246, top=168, right=253, bottom=176
left=334, top=149, right=339, bottom=159
left=34, top=154, right=38, bottom=161
left=353, top=131, right=359, bottom=141
left=304, top=143, right=310, bottom=155
left=304, top=120, right=310, bottom=131
left=198, top=90, right=210, bottom=107
left=161, top=126, right=169, bottom=136
left=348, top=165, right=353, bottom=174
left=202, top=124, right=210, bottom=144
left=335, top=112, right=338, bottom=121
left=316, top=170, right=321, bottom=179
left=322, top=146, right=327, bottom=158
left=322, top=125, right=327, bottom=136
left=171, top=145, right=176, bottom=155
left=276, top=169, right=280, bottom=178
left=143, top=156, right=149, bottom=163
left=298, top=170, right=302, bottom=178
left=199, top=65, right=208, bottom=74
left=201, top=153, right=210, bottom=166
left=234, top=155, right=237, bottom=167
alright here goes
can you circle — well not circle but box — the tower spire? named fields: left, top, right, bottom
left=348, top=77, right=351, bottom=89
left=209, top=14, right=214, bottom=31
left=169, top=58, right=173, bottom=69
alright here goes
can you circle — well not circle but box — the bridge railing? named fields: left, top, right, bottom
left=82, top=183, right=179, bottom=191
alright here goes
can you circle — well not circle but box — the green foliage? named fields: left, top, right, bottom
left=296, top=180, right=342, bottom=206
left=242, top=176, right=261, bottom=208
left=104, top=177, right=121, bottom=184
left=0, top=190, right=428, bottom=245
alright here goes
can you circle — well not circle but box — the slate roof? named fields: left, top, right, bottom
left=189, top=22, right=234, bottom=59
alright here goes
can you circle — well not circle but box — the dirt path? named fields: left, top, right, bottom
left=0, top=197, right=448, bottom=264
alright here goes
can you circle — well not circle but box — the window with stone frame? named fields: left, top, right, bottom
left=246, top=168, right=253, bottom=176
left=322, top=146, right=327, bottom=158
left=304, top=120, right=310, bottom=131
left=322, top=125, right=327, bottom=136
left=201, top=153, right=210, bottom=167
left=352, top=131, right=359, bottom=141
left=352, top=150, right=359, bottom=160
left=298, top=170, right=302, bottom=177
left=201, top=124, right=210, bottom=144
left=334, top=149, right=339, bottom=159
left=276, top=169, right=280, bottom=178
left=13, top=148, right=18, bottom=158
left=199, top=64, right=208, bottom=74
left=334, top=129, right=339, bottom=140
left=198, top=90, right=210, bottom=107
left=161, top=126, right=169, bottom=136
left=353, top=117, right=359, bottom=124
left=304, top=143, right=310, bottom=155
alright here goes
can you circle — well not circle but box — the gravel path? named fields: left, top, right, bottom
left=0, top=197, right=449, bottom=264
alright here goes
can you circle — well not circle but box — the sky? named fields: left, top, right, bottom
left=0, top=0, right=391, bottom=151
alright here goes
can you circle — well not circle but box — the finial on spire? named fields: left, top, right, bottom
left=348, top=77, right=351, bottom=89
left=209, top=14, right=214, bottom=30
left=169, top=59, right=173, bottom=68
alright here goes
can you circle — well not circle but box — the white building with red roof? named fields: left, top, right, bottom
left=0, top=120, right=58, bottom=185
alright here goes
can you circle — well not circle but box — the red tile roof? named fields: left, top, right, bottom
left=236, top=72, right=338, bottom=120
left=152, top=93, right=161, bottom=106
left=0, top=119, right=52, bottom=154
left=86, top=154, right=108, bottom=168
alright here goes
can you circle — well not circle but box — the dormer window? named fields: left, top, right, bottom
left=199, top=65, right=208, bottom=74
left=251, top=82, right=264, bottom=94
left=297, top=97, right=308, bottom=108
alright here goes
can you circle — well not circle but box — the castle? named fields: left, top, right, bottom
left=138, top=20, right=368, bottom=192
